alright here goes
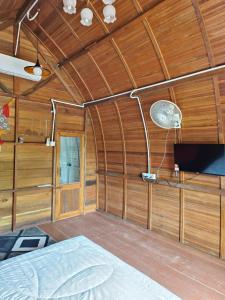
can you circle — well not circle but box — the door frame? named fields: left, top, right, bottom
left=55, top=130, right=85, bottom=220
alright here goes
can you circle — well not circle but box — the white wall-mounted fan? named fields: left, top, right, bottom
left=150, top=100, right=182, bottom=129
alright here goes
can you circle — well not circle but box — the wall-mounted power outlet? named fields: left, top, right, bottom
left=142, top=173, right=157, bottom=181
left=46, top=138, right=55, bottom=147
left=46, top=138, right=50, bottom=146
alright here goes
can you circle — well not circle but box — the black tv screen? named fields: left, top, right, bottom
left=174, top=144, right=225, bottom=176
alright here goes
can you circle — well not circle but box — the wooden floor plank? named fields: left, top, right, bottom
left=39, top=211, right=225, bottom=300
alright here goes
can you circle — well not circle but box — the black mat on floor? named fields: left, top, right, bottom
left=0, top=226, right=55, bottom=261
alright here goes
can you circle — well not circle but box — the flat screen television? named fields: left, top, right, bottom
left=174, top=144, right=225, bottom=176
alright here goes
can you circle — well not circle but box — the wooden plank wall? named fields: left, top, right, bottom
left=91, top=74, right=225, bottom=259
left=57, top=0, right=224, bottom=260
left=0, top=27, right=97, bottom=233
left=0, top=96, right=97, bottom=232
left=1, top=0, right=225, bottom=260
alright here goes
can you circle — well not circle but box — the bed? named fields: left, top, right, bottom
left=0, top=236, right=180, bottom=300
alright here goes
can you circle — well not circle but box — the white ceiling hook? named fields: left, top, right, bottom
left=26, top=5, right=39, bottom=21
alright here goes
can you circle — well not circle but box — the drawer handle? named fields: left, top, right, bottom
left=1, top=199, right=8, bottom=203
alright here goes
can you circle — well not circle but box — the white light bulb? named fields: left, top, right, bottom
left=103, top=4, right=116, bottom=24
left=33, top=66, right=42, bottom=76
left=102, top=0, right=115, bottom=4
left=80, top=8, right=93, bottom=27
left=63, top=0, right=77, bottom=14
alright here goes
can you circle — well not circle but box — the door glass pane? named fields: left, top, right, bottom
left=60, top=136, right=80, bottom=184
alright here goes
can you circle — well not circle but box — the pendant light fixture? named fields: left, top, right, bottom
left=80, top=7, right=93, bottom=26
left=102, top=0, right=115, bottom=4
left=24, top=40, right=51, bottom=78
left=103, top=4, right=117, bottom=24
left=62, top=0, right=117, bottom=26
left=63, top=0, right=77, bottom=14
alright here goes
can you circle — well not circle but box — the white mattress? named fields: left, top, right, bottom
left=0, top=236, right=180, bottom=300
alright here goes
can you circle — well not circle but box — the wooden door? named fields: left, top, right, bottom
left=55, top=131, right=84, bottom=220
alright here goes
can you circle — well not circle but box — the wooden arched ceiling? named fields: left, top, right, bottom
left=1, top=0, right=225, bottom=104
left=14, top=0, right=224, bottom=103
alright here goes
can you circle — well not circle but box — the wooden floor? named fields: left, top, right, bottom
left=40, top=211, right=225, bottom=300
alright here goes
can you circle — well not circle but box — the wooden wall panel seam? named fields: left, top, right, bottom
left=87, top=108, right=99, bottom=208
left=12, top=97, right=19, bottom=231
left=12, top=23, right=20, bottom=231
left=147, top=182, right=152, bottom=230
left=95, top=107, right=107, bottom=211
left=114, top=102, right=127, bottom=219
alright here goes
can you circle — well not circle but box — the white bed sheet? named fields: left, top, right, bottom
left=0, top=236, right=180, bottom=300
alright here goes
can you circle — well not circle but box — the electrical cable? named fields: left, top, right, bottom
left=130, top=91, right=151, bottom=174
left=156, top=129, right=170, bottom=178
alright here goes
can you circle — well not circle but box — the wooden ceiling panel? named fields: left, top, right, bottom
left=135, top=0, right=163, bottom=11
left=0, top=0, right=25, bottom=21
left=71, top=54, right=110, bottom=99
left=0, top=26, right=13, bottom=55
left=51, top=24, right=81, bottom=57
left=35, top=1, right=56, bottom=30
left=199, top=0, right=225, bottom=65
left=35, top=3, right=79, bottom=57
left=90, top=40, right=133, bottom=93
left=147, top=0, right=209, bottom=77
left=69, top=14, right=105, bottom=47
left=36, top=1, right=82, bottom=57
left=62, top=63, right=90, bottom=101
left=26, top=20, right=47, bottom=44
left=113, top=22, right=164, bottom=87
left=33, top=28, right=65, bottom=61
